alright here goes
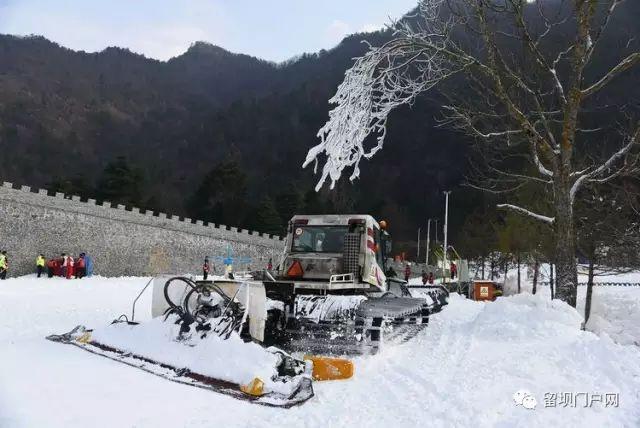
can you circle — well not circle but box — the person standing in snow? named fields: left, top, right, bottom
left=202, top=257, right=210, bottom=280
left=75, top=254, right=86, bottom=279
left=450, top=262, right=457, bottom=280
left=225, top=263, right=234, bottom=280
left=404, top=264, right=411, bottom=282
left=61, top=253, right=71, bottom=279
left=267, top=258, right=273, bottom=271
left=0, top=251, right=7, bottom=279
left=46, top=257, right=56, bottom=278
left=36, top=254, right=45, bottom=278
left=428, top=272, right=435, bottom=284
left=67, top=256, right=75, bottom=279
left=421, top=270, right=428, bottom=285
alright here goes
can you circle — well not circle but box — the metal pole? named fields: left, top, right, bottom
left=425, top=219, right=431, bottom=266
left=443, top=191, right=451, bottom=284
left=434, top=218, right=439, bottom=273
left=417, top=227, right=421, bottom=262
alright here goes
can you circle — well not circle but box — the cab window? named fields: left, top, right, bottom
left=291, top=226, right=348, bottom=253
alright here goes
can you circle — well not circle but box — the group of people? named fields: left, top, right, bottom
left=41, top=253, right=90, bottom=279
left=421, top=270, right=436, bottom=284
left=201, top=257, right=273, bottom=281
left=404, top=261, right=457, bottom=285
left=0, top=251, right=91, bottom=280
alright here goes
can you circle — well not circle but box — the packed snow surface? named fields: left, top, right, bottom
left=1, top=276, right=640, bottom=427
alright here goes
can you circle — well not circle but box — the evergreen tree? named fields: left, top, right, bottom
left=275, top=185, right=304, bottom=224
left=187, top=159, right=248, bottom=226
left=301, top=189, right=324, bottom=214
left=457, top=207, right=498, bottom=280
left=253, top=196, right=283, bottom=236
left=95, top=156, right=143, bottom=206
left=47, top=174, right=93, bottom=199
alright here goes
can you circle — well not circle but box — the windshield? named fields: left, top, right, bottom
left=291, top=226, right=349, bottom=253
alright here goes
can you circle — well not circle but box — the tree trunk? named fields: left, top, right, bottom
left=481, top=256, right=485, bottom=279
left=517, top=253, right=521, bottom=294
left=503, top=257, right=508, bottom=284
left=490, top=255, right=495, bottom=280
left=553, top=184, right=579, bottom=307
left=532, top=260, right=539, bottom=295
left=549, top=262, right=554, bottom=300
left=584, top=257, right=595, bottom=326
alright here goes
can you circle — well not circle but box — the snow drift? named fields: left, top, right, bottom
left=1, top=276, right=639, bottom=427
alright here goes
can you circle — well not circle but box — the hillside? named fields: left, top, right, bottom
left=0, top=30, right=470, bottom=243
left=0, top=1, right=638, bottom=245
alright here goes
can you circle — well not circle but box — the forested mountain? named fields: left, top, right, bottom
left=0, top=1, right=638, bottom=251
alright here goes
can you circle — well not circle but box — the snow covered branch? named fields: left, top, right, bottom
left=570, top=123, right=640, bottom=203
left=497, top=204, right=555, bottom=224
left=582, top=53, right=640, bottom=99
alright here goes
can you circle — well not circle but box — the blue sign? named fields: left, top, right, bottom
left=212, top=244, right=252, bottom=267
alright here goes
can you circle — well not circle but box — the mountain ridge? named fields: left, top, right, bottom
left=0, top=1, right=638, bottom=244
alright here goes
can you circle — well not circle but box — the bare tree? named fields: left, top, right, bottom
left=304, top=0, right=640, bottom=307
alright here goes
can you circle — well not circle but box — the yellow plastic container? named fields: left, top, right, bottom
left=304, top=355, right=354, bottom=381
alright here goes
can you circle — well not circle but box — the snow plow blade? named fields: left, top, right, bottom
left=46, top=326, right=314, bottom=408
left=304, top=355, right=354, bottom=381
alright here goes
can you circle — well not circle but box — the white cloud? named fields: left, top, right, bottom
left=359, top=23, right=384, bottom=33
left=325, top=19, right=352, bottom=45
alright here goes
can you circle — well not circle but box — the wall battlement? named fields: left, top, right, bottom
left=0, top=181, right=283, bottom=243
left=0, top=181, right=284, bottom=276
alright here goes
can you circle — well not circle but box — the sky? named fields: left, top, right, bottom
left=0, top=0, right=418, bottom=62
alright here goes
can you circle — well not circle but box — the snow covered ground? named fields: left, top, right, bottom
left=502, top=266, right=640, bottom=346
left=1, top=276, right=639, bottom=427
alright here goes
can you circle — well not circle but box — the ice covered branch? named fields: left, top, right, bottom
left=303, top=0, right=464, bottom=190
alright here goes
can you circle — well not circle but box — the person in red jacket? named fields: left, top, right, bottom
left=46, top=258, right=56, bottom=278
left=404, top=264, right=411, bottom=282
left=450, top=262, right=458, bottom=280
left=62, top=253, right=74, bottom=279
left=202, top=257, right=210, bottom=280
left=68, top=256, right=75, bottom=279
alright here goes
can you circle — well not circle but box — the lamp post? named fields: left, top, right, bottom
left=443, top=191, right=451, bottom=284
left=425, top=219, right=431, bottom=266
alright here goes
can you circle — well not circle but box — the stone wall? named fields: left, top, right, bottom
left=0, top=182, right=284, bottom=277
